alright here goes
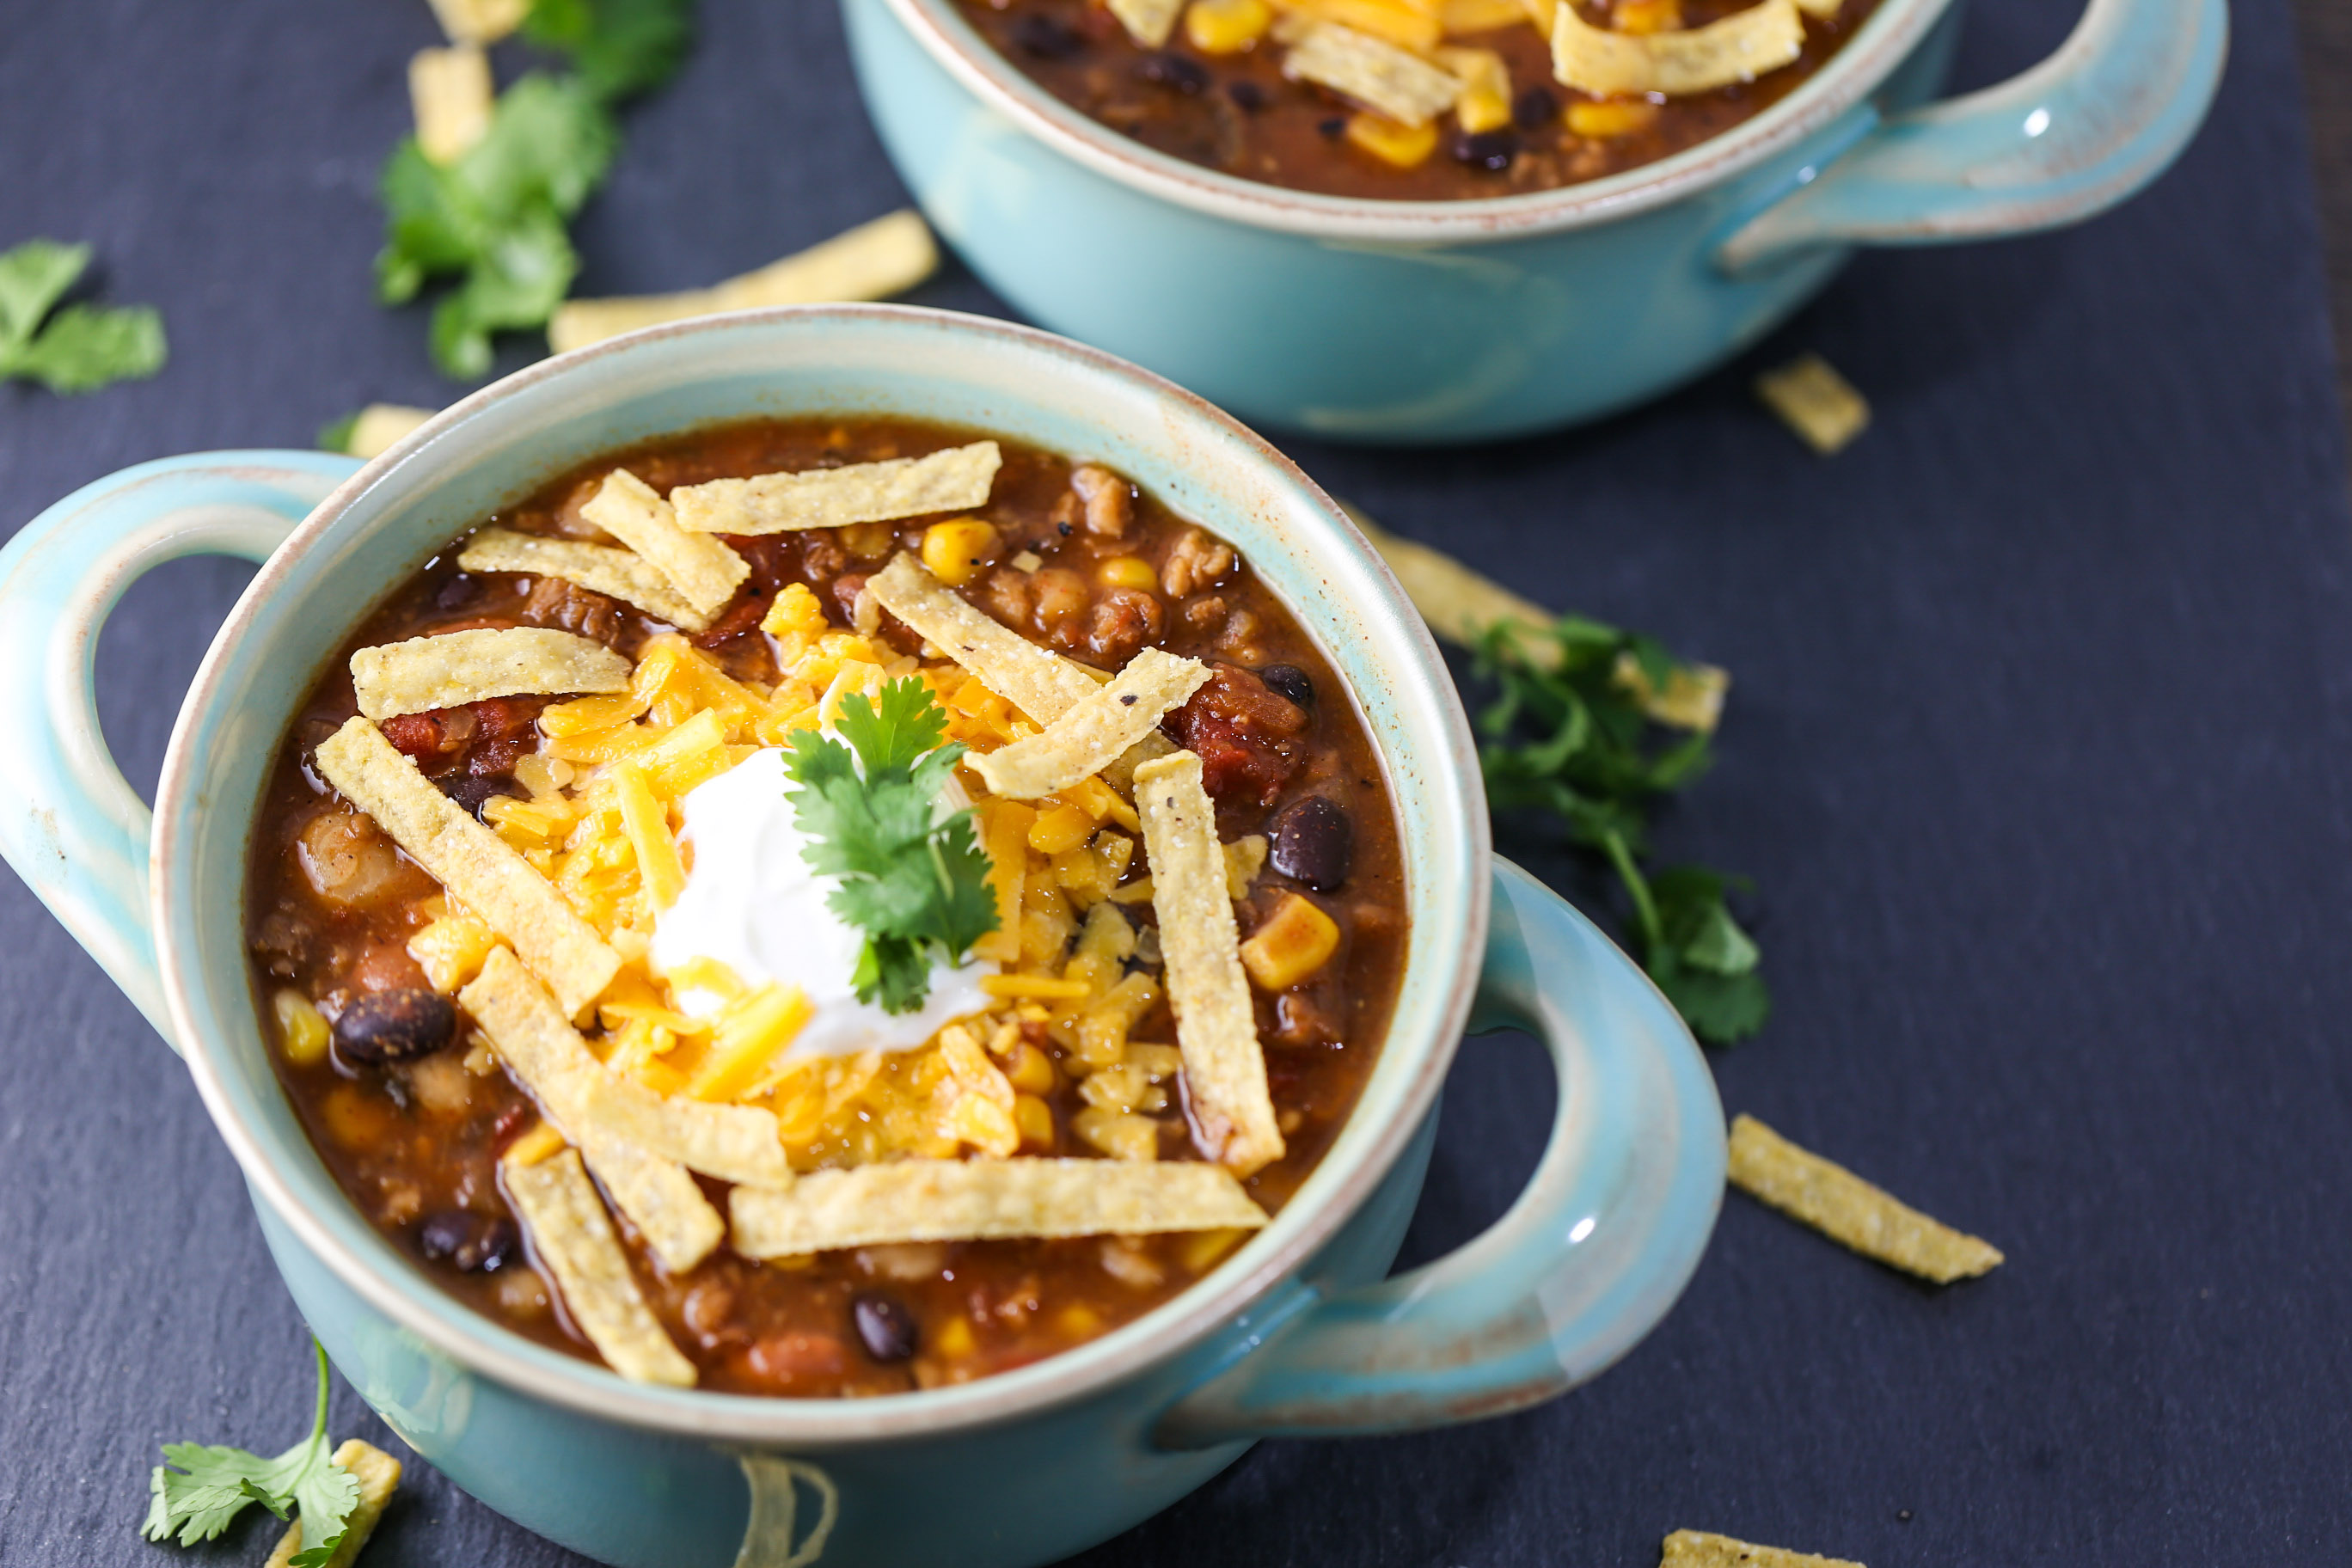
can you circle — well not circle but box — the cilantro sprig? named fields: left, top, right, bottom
left=142, top=1338, right=359, bottom=1566
left=0, top=239, right=165, bottom=394
left=1473, top=618, right=1769, bottom=1044
left=783, top=678, right=1000, bottom=1014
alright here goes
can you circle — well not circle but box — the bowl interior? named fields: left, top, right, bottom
left=156, top=305, right=1489, bottom=1440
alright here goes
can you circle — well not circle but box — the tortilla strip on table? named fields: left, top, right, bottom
left=408, top=44, right=493, bottom=165
left=350, top=627, right=632, bottom=721
left=1132, top=750, right=1285, bottom=1176
left=1551, top=0, right=1804, bottom=97
left=314, top=718, right=619, bottom=1016
left=462, top=947, right=788, bottom=1191
left=1283, top=22, right=1466, bottom=126
left=1726, top=1114, right=2003, bottom=1283
left=670, top=441, right=1001, bottom=536
left=456, top=526, right=712, bottom=632
left=262, top=1440, right=402, bottom=1568
left=1660, top=1529, right=1865, bottom=1568
left=729, top=1157, right=1268, bottom=1257
left=579, top=469, right=750, bottom=620
left=971, top=647, right=1209, bottom=799
left=503, top=1147, right=698, bottom=1386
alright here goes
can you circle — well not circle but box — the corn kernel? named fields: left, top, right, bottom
left=273, top=989, right=331, bottom=1067
left=841, top=521, right=897, bottom=560
left=1005, top=1043, right=1058, bottom=1096
left=1096, top=554, right=1160, bottom=591
left=1179, top=1227, right=1251, bottom=1273
left=1345, top=112, right=1439, bottom=168
left=1014, top=1093, right=1057, bottom=1148
left=1028, top=800, right=1096, bottom=855
left=1613, top=0, right=1680, bottom=32
left=1073, top=1106, right=1160, bottom=1161
left=934, top=1315, right=977, bottom=1360
left=1185, top=0, right=1271, bottom=50
left=1436, top=46, right=1512, bottom=134
left=505, top=1122, right=567, bottom=1167
left=1567, top=99, right=1661, bottom=138
left=1056, top=1302, right=1104, bottom=1338
left=922, top=518, right=1000, bottom=586
left=1440, top=0, right=1528, bottom=30
left=1240, top=891, right=1343, bottom=989
left=408, top=915, right=497, bottom=994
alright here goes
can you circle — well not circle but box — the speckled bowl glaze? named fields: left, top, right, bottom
left=847, top=0, right=2226, bottom=441
left=0, top=308, right=1724, bottom=1567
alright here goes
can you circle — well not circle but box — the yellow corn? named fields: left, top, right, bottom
left=1240, top=891, right=1343, bottom=989
left=982, top=974, right=1093, bottom=1001
left=841, top=521, right=897, bottom=560
left=1004, top=1042, right=1058, bottom=1096
left=1179, top=1227, right=1251, bottom=1273
left=760, top=580, right=829, bottom=640
left=1186, top=0, right=1272, bottom=50
left=1613, top=0, right=1680, bottom=32
left=1063, top=774, right=1140, bottom=831
left=1028, top=800, right=1096, bottom=855
left=1436, top=46, right=1513, bottom=132
left=922, top=518, right=999, bottom=586
left=505, top=1122, right=567, bottom=1167
left=1056, top=1303, right=1103, bottom=1338
left=1014, top=1093, right=1057, bottom=1149
left=1096, top=554, right=1160, bottom=591
left=1567, top=99, right=1660, bottom=138
left=273, top=989, right=331, bottom=1068
left=407, top=913, right=498, bottom=994
left=1345, top=113, right=1440, bottom=168
left=1075, top=971, right=1161, bottom=1069
left=1073, top=1106, right=1160, bottom=1161
left=1281, top=0, right=1442, bottom=51
left=933, top=1315, right=977, bottom=1360
left=1440, top=0, right=1528, bottom=30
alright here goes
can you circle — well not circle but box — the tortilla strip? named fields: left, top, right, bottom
left=350, top=627, right=631, bottom=721
left=263, top=1440, right=401, bottom=1568
left=579, top=469, right=750, bottom=619
left=671, top=441, right=1001, bottom=536
left=1661, top=1529, right=1865, bottom=1568
left=504, top=1148, right=698, bottom=1387
left=340, top=402, right=435, bottom=460
left=456, top=526, right=711, bottom=632
left=1133, top=750, right=1284, bottom=1176
left=547, top=210, right=939, bottom=354
left=425, top=0, right=529, bottom=45
left=1552, top=0, right=1804, bottom=97
left=1106, top=0, right=1184, bottom=46
left=1726, top=1114, right=2004, bottom=1283
left=729, top=1158, right=1268, bottom=1257
left=462, top=947, right=788, bottom=1190
left=972, top=648, right=1209, bottom=799
left=315, top=719, right=620, bottom=1016
left=408, top=44, right=493, bottom=165
left=1283, top=22, right=1466, bottom=126
left=869, top=554, right=1100, bottom=721
left=1755, top=352, right=1871, bottom=456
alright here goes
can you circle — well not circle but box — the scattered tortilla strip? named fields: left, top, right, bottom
left=456, top=526, right=712, bottom=632
left=1791, top=0, right=1842, bottom=15
left=315, top=719, right=620, bottom=1015
left=1344, top=503, right=1728, bottom=732
left=671, top=441, right=1001, bottom=536
left=580, top=469, right=750, bottom=619
left=1108, top=0, right=1185, bottom=46
left=340, top=403, right=434, bottom=460
left=504, top=1148, right=697, bottom=1386
left=1553, top=0, right=1804, bottom=96
left=1283, top=22, right=1467, bottom=126
left=1133, top=751, right=1284, bottom=1176
left=547, top=210, right=940, bottom=354
left=263, top=1440, right=401, bottom=1568
left=1662, top=1529, right=1865, bottom=1568
left=972, top=648, right=1209, bottom=799
left=1727, top=1114, right=2004, bottom=1283
left=426, top=0, right=529, bottom=45
left=350, top=627, right=631, bottom=721
left=869, top=553, right=1099, bottom=722
left=462, top=947, right=789, bottom=1190
left=1755, top=352, right=1871, bottom=456
left=730, top=1158, right=1268, bottom=1257
left=409, top=44, right=493, bottom=165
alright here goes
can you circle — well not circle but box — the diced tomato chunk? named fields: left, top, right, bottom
left=1164, top=665, right=1308, bottom=805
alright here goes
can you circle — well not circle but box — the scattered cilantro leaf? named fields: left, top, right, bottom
left=316, top=411, right=360, bottom=453
left=524, top=0, right=695, bottom=104
left=0, top=238, right=165, bottom=394
left=142, top=1338, right=360, bottom=1567
left=1473, top=618, right=1769, bottom=1045
left=783, top=678, right=1001, bottom=1013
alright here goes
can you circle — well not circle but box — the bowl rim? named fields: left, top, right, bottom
left=869, top=0, right=1956, bottom=243
left=154, top=303, right=1492, bottom=1445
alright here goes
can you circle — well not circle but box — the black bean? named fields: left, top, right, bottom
left=334, top=988, right=457, bottom=1065
left=1269, top=796, right=1352, bottom=892
left=852, top=1292, right=920, bottom=1362
left=1512, top=86, right=1558, bottom=131
left=419, top=1211, right=518, bottom=1273
left=1009, top=14, right=1082, bottom=58
left=1451, top=130, right=1518, bottom=172
left=439, top=773, right=521, bottom=820
left=1257, top=663, right=1314, bottom=707
left=433, top=573, right=481, bottom=611
left=1136, top=51, right=1210, bottom=95
left=1227, top=79, right=1265, bottom=113
left=1317, top=115, right=1346, bottom=139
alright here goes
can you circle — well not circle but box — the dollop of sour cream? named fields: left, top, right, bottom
left=649, top=745, right=992, bottom=1059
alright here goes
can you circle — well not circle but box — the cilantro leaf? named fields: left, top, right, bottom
left=782, top=679, right=1001, bottom=1013
left=0, top=238, right=166, bottom=394
left=524, top=0, right=696, bottom=104
left=142, top=1339, right=360, bottom=1563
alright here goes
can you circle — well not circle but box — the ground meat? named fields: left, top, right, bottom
left=1080, top=588, right=1165, bottom=665
left=520, top=575, right=625, bottom=645
left=984, top=567, right=1034, bottom=627
left=1069, top=465, right=1131, bottom=537
left=1163, top=664, right=1308, bottom=805
left=1160, top=527, right=1234, bottom=598
left=1031, top=567, right=1090, bottom=632
left=689, top=590, right=769, bottom=648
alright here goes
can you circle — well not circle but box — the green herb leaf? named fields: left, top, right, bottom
left=142, top=1339, right=360, bottom=1562
left=782, top=678, right=1001, bottom=1013
left=524, top=0, right=695, bottom=103
left=316, top=412, right=361, bottom=454
left=0, top=238, right=167, bottom=394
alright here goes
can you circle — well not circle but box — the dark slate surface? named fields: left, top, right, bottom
left=3, top=0, right=2349, bottom=1563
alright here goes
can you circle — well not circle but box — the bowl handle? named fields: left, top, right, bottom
left=1714, top=0, right=2227, bottom=273
left=0, top=451, right=358, bottom=1051
left=1155, top=857, right=1725, bottom=1445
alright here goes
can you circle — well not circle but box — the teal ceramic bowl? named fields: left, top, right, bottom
left=847, top=0, right=2226, bottom=442
left=0, top=308, right=1724, bottom=1567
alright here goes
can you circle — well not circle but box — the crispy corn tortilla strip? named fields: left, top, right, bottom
left=456, top=526, right=712, bottom=632
left=729, top=1158, right=1268, bottom=1256
left=671, top=441, right=1001, bottom=536
left=1755, top=352, right=1871, bottom=456
left=504, top=1148, right=697, bottom=1386
left=1661, top=1529, right=1865, bottom=1568
left=350, top=627, right=631, bottom=720
left=869, top=553, right=1100, bottom=721
left=580, top=469, right=750, bottom=619
left=547, top=210, right=940, bottom=353
left=341, top=402, right=435, bottom=460
left=426, top=0, right=529, bottom=45
left=408, top=44, right=493, bottom=165
left=1552, top=0, right=1804, bottom=96
left=1727, top=1114, right=2004, bottom=1283
left=315, top=719, right=619, bottom=1015
left=1283, top=21, right=1467, bottom=126
left=262, top=1440, right=401, bottom=1568
left=1107, top=0, right=1185, bottom=46
left=971, top=648, right=1209, bottom=799
left=581, top=1134, right=728, bottom=1273
left=1133, top=750, right=1285, bottom=1176
left=462, top=947, right=788, bottom=1190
